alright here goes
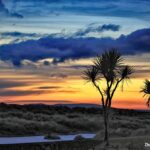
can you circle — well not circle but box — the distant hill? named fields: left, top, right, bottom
left=0, top=103, right=149, bottom=114
left=54, top=103, right=101, bottom=108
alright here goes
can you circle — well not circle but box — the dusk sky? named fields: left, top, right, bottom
left=0, top=0, right=150, bottom=109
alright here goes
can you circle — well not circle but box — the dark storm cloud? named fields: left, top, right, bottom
left=0, top=28, right=149, bottom=66
left=74, top=24, right=121, bottom=36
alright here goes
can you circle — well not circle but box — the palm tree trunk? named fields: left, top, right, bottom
left=103, top=108, right=109, bottom=146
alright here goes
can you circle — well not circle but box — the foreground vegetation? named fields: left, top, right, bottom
left=0, top=103, right=102, bottom=136
left=0, top=103, right=149, bottom=138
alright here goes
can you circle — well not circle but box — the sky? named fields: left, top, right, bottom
left=0, top=0, right=150, bottom=109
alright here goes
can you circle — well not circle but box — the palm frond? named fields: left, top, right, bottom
left=94, top=48, right=123, bottom=82
left=118, top=65, right=133, bottom=91
left=141, top=79, right=150, bottom=95
left=83, top=65, right=100, bottom=83
left=119, top=65, right=133, bottom=80
left=141, top=80, right=150, bottom=107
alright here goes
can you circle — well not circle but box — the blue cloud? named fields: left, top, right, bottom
left=0, top=28, right=149, bottom=66
left=74, top=24, right=120, bottom=36
left=0, top=0, right=9, bottom=14
left=0, top=32, right=38, bottom=38
left=10, top=12, right=24, bottom=18
left=0, top=0, right=23, bottom=18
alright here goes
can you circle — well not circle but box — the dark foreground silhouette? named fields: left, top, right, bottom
left=0, top=103, right=149, bottom=136
left=0, top=103, right=150, bottom=149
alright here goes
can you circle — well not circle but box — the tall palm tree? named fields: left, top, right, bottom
left=83, top=49, right=133, bottom=145
left=141, top=80, right=150, bottom=106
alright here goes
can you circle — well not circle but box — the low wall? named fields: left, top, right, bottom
left=0, top=140, right=100, bottom=150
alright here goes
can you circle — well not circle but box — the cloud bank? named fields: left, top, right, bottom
left=0, top=28, right=149, bottom=66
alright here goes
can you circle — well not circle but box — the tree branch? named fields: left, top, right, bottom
left=107, top=81, right=113, bottom=108
left=93, top=82, right=105, bottom=108
left=105, top=80, right=110, bottom=107
left=110, top=79, right=122, bottom=100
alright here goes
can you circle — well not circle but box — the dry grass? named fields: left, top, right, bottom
left=0, top=104, right=150, bottom=150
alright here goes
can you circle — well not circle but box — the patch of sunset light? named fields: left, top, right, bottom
left=58, top=58, right=94, bottom=67
left=0, top=39, right=12, bottom=45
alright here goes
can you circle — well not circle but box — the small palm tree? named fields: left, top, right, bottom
left=141, top=80, right=150, bottom=107
left=83, top=49, right=133, bottom=145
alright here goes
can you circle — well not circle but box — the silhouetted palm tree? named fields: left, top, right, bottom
left=83, top=49, right=133, bottom=145
left=141, top=80, right=150, bottom=107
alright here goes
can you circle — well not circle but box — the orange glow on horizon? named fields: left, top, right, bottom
left=0, top=77, right=149, bottom=110
left=0, top=54, right=149, bottom=110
